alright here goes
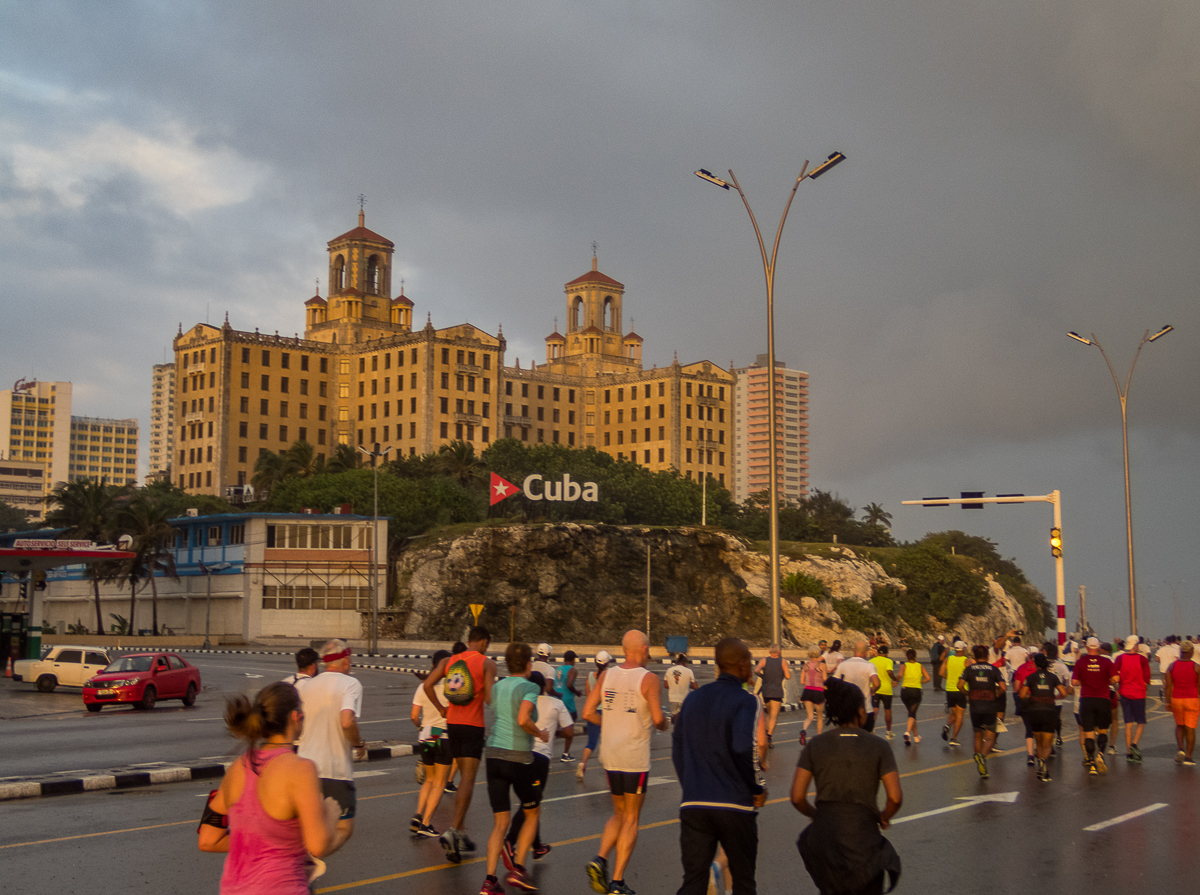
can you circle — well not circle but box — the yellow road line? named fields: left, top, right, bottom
left=0, top=819, right=194, bottom=850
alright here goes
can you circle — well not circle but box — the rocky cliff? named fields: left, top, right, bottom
left=381, top=523, right=1030, bottom=647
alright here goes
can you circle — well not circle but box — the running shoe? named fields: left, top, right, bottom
left=1108, top=745, right=1117, bottom=755
left=885, top=731, right=895, bottom=739
left=1126, top=753, right=1135, bottom=763
left=1130, top=744, right=1142, bottom=762
left=974, top=752, right=988, bottom=778
left=607, top=882, right=636, bottom=895
left=1185, top=758, right=1197, bottom=767
left=417, top=823, right=441, bottom=839
left=1177, top=750, right=1186, bottom=764
left=444, top=780, right=458, bottom=793
left=1055, top=734, right=1063, bottom=746
left=506, top=867, right=537, bottom=891
left=914, top=735, right=921, bottom=744
left=502, top=839, right=516, bottom=873
left=576, top=764, right=586, bottom=782
left=533, top=843, right=552, bottom=860
left=1027, top=755, right=1035, bottom=766
left=305, top=855, right=327, bottom=886
left=560, top=753, right=576, bottom=762
left=1088, top=761, right=1098, bottom=776
left=457, top=832, right=477, bottom=852
left=995, top=719, right=1007, bottom=734
left=480, top=878, right=505, bottom=895
left=903, top=732, right=911, bottom=746
left=799, top=729, right=807, bottom=746
left=1095, top=754, right=1108, bottom=774
left=440, top=829, right=462, bottom=864
left=586, top=857, right=610, bottom=894
left=948, top=738, right=961, bottom=746
left=411, top=813, right=422, bottom=834
left=941, top=725, right=949, bottom=741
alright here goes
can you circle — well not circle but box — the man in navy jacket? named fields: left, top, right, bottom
left=672, top=637, right=767, bottom=895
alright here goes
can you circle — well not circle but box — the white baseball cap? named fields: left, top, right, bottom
left=1087, top=636, right=1101, bottom=649
left=536, top=642, right=552, bottom=657
left=937, top=634, right=945, bottom=642
left=1124, top=635, right=1139, bottom=650
left=594, top=650, right=612, bottom=665
left=954, top=641, right=967, bottom=650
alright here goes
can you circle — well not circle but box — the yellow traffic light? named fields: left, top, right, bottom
left=1049, top=527, right=1062, bottom=558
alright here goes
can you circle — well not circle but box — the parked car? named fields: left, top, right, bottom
left=83, top=652, right=201, bottom=712
left=12, top=645, right=112, bottom=692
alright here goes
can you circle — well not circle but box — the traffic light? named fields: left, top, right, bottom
left=1049, top=527, right=1062, bottom=558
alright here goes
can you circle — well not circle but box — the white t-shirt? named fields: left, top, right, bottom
left=531, top=660, right=556, bottom=683
left=833, top=657, right=878, bottom=702
left=1005, top=645, right=1029, bottom=674
left=412, top=681, right=446, bottom=741
left=823, top=651, right=844, bottom=674
left=533, top=694, right=574, bottom=758
left=664, top=665, right=696, bottom=704
left=599, top=665, right=653, bottom=773
left=1155, top=644, right=1180, bottom=674
left=296, top=671, right=363, bottom=781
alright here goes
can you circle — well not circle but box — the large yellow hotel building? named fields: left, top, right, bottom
left=173, top=212, right=733, bottom=497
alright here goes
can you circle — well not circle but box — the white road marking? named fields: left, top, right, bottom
left=1083, top=803, right=1168, bottom=831
left=185, top=717, right=224, bottom=722
left=891, top=791, right=1019, bottom=825
left=357, top=718, right=407, bottom=725
left=541, top=776, right=674, bottom=803
left=353, top=770, right=389, bottom=779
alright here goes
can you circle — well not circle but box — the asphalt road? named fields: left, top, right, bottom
left=2, top=695, right=1197, bottom=894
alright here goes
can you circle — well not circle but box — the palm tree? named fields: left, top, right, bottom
left=285, top=440, right=320, bottom=479
left=861, top=502, right=893, bottom=529
left=45, top=478, right=127, bottom=633
left=325, top=442, right=361, bottom=474
left=118, top=496, right=179, bottom=636
left=251, top=450, right=287, bottom=497
left=439, top=440, right=485, bottom=487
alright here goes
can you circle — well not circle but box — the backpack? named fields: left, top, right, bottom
left=443, top=655, right=478, bottom=706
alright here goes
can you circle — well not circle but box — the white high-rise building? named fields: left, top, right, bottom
left=148, top=362, right=176, bottom=481
left=732, top=355, right=809, bottom=504
left=0, top=380, right=72, bottom=498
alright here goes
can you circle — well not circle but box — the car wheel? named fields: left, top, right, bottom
left=183, top=683, right=198, bottom=707
left=137, top=686, right=157, bottom=710
left=36, top=675, right=57, bottom=693
left=86, top=703, right=102, bottom=713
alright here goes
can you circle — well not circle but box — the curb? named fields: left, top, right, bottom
left=0, top=743, right=415, bottom=803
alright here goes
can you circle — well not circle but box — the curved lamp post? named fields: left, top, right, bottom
left=1067, top=325, right=1173, bottom=635
left=695, top=153, right=846, bottom=645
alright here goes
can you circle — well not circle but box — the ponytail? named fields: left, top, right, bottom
left=225, top=682, right=300, bottom=750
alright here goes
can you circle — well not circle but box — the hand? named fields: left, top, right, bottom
left=879, top=818, right=891, bottom=830
left=353, top=744, right=368, bottom=760
left=753, top=788, right=768, bottom=808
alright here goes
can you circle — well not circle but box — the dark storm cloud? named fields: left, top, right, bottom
left=0, top=0, right=1197, bottom=633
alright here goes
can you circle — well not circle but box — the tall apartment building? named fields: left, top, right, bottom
left=68, top=417, right=140, bottom=485
left=0, top=457, right=48, bottom=523
left=173, top=213, right=733, bottom=496
left=0, top=380, right=72, bottom=500
left=732, top=355, right=809, bottom=504
left=147, top=363, right=176, bottom=481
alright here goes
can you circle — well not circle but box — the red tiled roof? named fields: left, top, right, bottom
left=305, top=295, right=327, bottom=306
left=328, top=226, right=395, bottom=248
left=565, top=268, right=623, bottom=288
left=392, top=294, right=413, bottom=306
left=623, top=331, right=643, bottom=342
left=545, top=330, right=565, bottom=341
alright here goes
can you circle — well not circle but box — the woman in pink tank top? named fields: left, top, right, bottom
left=199, top=682, right=337, bottom=893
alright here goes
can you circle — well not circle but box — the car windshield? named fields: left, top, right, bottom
left=102, top=656, right=154, bottom=673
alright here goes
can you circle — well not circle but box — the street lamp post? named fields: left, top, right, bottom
left=695, top=153, right=846, bottom=645
left=200, top=561, right=232, bottom=650
left=1066, top=326, right=1172, bottom=636
left=357, top=442, right=391, bottom=656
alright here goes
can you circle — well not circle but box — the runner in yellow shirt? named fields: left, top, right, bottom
left=939, top=641, right=970, bottom=746
left=870, top=645, right=899, bottom=739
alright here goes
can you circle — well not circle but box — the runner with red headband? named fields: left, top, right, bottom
left=296, top=639, right=367, bottom=864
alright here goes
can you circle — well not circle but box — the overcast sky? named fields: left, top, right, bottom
left=2, top=1, right=1197, bottom=637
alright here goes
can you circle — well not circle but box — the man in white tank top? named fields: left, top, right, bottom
left=581, top=630, right=668, bottom=895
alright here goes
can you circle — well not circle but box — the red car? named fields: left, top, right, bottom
left=83, top=652, right=202, bottom=712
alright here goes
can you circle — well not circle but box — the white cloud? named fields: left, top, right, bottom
left=6, top=119, right=267, bottom=216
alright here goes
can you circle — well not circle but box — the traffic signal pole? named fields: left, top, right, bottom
left=901, top=491, right=1066, bottom=646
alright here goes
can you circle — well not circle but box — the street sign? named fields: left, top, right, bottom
left=469, top=603, right=484, bottom=624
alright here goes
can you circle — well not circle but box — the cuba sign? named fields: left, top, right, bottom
left=490, top=471, right=599, bottom=506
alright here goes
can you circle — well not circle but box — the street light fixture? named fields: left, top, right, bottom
left=1067, top=325, right=1173, bottom=635
left=357, top=442, right=391, bottom=656
left=695, top=152, right=847, bottom=646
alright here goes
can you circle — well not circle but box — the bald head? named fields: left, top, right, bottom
left=854, top=640, right=870, bottom=659
left=768, top=643, right=781, bottom=656
left=622, top=629, right=649, bottom=666
left=715, top=638, right=752, bottom=682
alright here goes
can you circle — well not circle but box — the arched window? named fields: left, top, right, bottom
left=571, top=297, right=584, bottom=331
left=366, top=255, right=379, bottom=293
left=332, top=255, right=345, bottom=291
left=603, top=296, right=614, bottom=330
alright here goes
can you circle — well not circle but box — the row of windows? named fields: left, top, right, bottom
left=262, top=586, right=373, bottom=611
left=266, top=524, right=369, bottom=549
left=503, top=404, right=574, bottom=424
left=438, top=348, right=491, bottom=369
left=502, top=426, right=576, bottom=447
left=503, top=382, right=576, bottom=402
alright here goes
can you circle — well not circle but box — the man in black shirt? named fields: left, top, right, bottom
left=930, top=635, right=947, bottom=692
left=959, top=645, right=1005, bottom=778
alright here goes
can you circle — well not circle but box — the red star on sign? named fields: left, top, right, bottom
left=489, top=472, right=519, bottom=506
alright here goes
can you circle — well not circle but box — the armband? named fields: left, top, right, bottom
left=198, top=789, right=228, bottom=832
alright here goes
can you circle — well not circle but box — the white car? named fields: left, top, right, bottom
left=12, top=645, right=112, bottom=692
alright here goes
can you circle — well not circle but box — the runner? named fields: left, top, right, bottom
left=282, top=647, right=319, bottom=686
left=823, top=640, right=844, bottom=676
left=832, top=642, right=880, bottom=734
left=1044, top=642, right=1069, bottom=748
left=929, top=635, right=947, bottom=692
left=1011, top=647, right=1039, bottom=765
left=1018, top=653, right=1071, bottom=781
left=577, top=651, right=613, bottom=782
left=423, top=625, right=497, bottom=863
left=869, top=645, right=897, bottom=739
left=295, top=640, right=366, bottom=858
left=582, top=630, right=669, bottom=895
left=1165, top=641, right=1199, bottom=765
left=410, top=650, right=452, bottom=838
left=665, top=653, right=698, bottom=722
left=555, top=650, right=581, bottom=762
left=898, top=648, right=929, bottom=746
left=1112, top=634, right=1151, bottom=762
left=506, top=670, right=573, bottom=864
left=961, top=644, right=1005, bottom=778
left=1157, top=636, right=1182, bottom=700
left=672, top=638, right=766, bottom=895
left=480, top=643, right=549, bottom=894
left=754, top=644, right=790, bottom=747
left=531, top=644, right=557, bottom=686
left=791, top=678, right=903, bottom=895
left=799, top=648, right=827, bottom=746
left=939, top=641, right=969, bottom=746
left=1071, top=636, right=1115, bottom=775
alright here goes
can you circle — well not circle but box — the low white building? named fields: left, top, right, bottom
left=0, top=511, right=388, bottom=643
